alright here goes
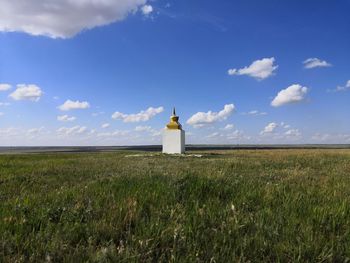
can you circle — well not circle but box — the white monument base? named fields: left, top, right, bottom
left=162, top=129, right=185, bottom=154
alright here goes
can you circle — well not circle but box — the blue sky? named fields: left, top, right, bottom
left=0, top=0, right=349, bottom=145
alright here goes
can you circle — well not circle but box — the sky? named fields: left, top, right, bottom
left=0, top=0, right=349, bottom=146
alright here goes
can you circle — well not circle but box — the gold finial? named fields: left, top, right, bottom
left=166, top=107, right=182, bottom=130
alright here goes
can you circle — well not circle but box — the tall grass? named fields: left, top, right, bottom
left=1, top=150, right=350, bottom=262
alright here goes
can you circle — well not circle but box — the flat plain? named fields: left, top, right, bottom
left=1, top=149, right=350, bottom=262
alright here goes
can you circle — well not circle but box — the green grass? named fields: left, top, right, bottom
left=1, top=149, right=350, bottom=262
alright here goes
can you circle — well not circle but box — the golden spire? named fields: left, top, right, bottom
left=166, top=107, right=182, bottom=130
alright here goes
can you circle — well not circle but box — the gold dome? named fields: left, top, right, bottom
left=166, top=107, right=182, bottom=130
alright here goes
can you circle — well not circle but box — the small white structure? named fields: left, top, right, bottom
left=163, top=129, right=185, bottom=154
left=162, top=108, right=185, bottom=154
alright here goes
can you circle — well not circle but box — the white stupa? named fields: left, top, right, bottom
left=162, top=108, right=185, bottom=154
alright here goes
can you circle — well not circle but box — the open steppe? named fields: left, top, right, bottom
left=1, top=149, right=350, bottom=262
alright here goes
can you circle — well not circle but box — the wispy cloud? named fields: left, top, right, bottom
left=0, top=84, right=11, bottom=91
left=101, top=123, right=110, bottom=129
left=327, top=80, right=350, bottom=93
left=57, top=126, right=87, bottom=136
left=57, top=115, right=76, bottom=122
left=241, top=110, right=267, bottom=116
left=303, top=58, right=332, bottom=69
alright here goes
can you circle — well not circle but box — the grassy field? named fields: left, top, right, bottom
left=1, top=149, right=350, bottom=262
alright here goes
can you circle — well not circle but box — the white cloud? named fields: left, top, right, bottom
left=281, top=122, right=290, bottom=129
left=97, top=130, right=129, bottom=138
left=4, top=127, right=48, bottom=142
left=227, top=130, right=250, bottom=140
left=0, top=127, right=21, bottom=137
left=0, top=112, right=4, bottom=116
left=223, top=124, right=234, bottom=130
left=311, top=133, right=350, bottom=143
left=0, top=127, right=50, bottom=143
left=271, top=84, right=308, bottom=107
left=57, top=115, right=76, bottom=122
left=135, top=125, right=151, bottom=132
left=311, top=133, right=330, bottom=141
left=242, top=110, right=267, bottom=116
left=134, top=126, right=161, bottom=137
left=112, top=106, right=164, bottom=122
left=0, top=0, right=149, bottom=38
left=92, top=111, right=104, bottom=117
left=101, top=123, right=110, bottom=129
left=328, top=80, right=350, bottom=92
left=260, top=122, right=278, bottom=134
left=259, top=122, right=303, bottom=141
left=260, top=122, right=296, bottom=136
left=27, top=127, right=45, bottom=135
left=207, top=132, right=222, bottom=138
left=57, top=126, right=87, bottom=135
left=187, top=104, right=235, bottom=127
left=204, top=129, right=250, bottom=142
left=0, top=84, right=11, bottom=91
left=58, top=100, right=90, bottom=111
left=9, top=84, right=43, bottom=101
left=141, top=5, right=153, bottom=15
left=228, top=57, right=278, bottom=80
left=0, top=102, right=10, bottom=106
left=0, top=126, right=166, bottom=146
left=150, top=129, right=162, bottom=137
left=303, top=58, right=332, bottom=69
left=285, top=129, right=301, bottom=137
